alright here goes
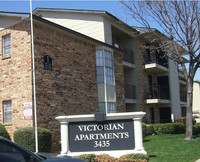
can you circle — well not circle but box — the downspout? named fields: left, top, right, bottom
left=30, top=0, right=38, bottom=153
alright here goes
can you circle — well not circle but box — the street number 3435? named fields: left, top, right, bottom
left=94, top=140, right=110, bottom=148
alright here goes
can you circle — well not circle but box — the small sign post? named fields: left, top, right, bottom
left=56, top=112, right=146, bottom=158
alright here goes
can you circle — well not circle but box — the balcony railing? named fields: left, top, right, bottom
left=125, top=84, right=136, bottom=99
left=144, top=53, right=168, bottom=68
left=145, top=85, right=170, bottom=100
left=122, top=48, right=134, bottom=64
left=180, top=92, right=187, bottom=102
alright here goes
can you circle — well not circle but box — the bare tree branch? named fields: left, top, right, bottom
left=120, top=0, right=200, bottom=140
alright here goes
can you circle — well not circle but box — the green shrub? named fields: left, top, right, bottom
left=0, top=124, right=10, bottom=140
left=117, top=156, right=134, bottom=161
left=75, top=154, right=96, bottom=162
left=143, top=123, right=154, bottom=137
left=14, top=127, right=52, bottom=152
left=118, top=156, right=148, bottom=162
left=76, top=154, right=149, bottom=162
left=175, top=117, right=196, bottom=126
left=193, top=123, right=200, bottom=135
left=95, top=154, right=116, bottom=162
left=122, top=154, right=149, bottom=161
left=153, top=123, right=185, bottom=134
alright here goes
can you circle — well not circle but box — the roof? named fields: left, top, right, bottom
left=135, top=26, right=188, bottom=56
left=133, top=27, right=157, bottom=34
left=33, top=8, right=107, bottom=15
left=194, top=81, right=200, bottom=84
left=0, top=11, right=29, bottom=19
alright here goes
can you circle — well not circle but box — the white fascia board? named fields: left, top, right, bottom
left=56, top=112, right=146, bottom=123
left=145, top=63, right=168, bottom=71
left=146, top=99, right=170, bottom=104
left=0, top=12, right=29, bottom=20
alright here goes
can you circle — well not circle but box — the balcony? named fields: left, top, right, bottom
left=144, top=53, right=169, bottom=74
left=122, top=48, right=135, bottom=68
left=125, top=84, right=136, bottom=103
left=145, top=85, right=170, bottom=104
left=123, top=48, right=134, bottom=64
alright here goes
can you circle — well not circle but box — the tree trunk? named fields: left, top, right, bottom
left=185, top=78, right=194, bottom=140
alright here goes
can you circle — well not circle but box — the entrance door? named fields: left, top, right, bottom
left=159, top=107, right=171, bottom=123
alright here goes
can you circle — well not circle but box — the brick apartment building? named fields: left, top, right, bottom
left=0, top=9, right=189, bottom=151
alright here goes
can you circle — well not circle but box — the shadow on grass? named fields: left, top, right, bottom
left=149, top=155, right=157, bottom=158
left=194, top=134, right=200, bottom=138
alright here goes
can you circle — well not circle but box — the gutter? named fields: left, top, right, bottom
left=0, top=11, right=29, bottom=20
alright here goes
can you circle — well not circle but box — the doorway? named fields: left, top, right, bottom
left=159, top=107, right=171, bottom=123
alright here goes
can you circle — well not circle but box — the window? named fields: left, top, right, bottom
left=96, top=50, right=114, bottom=84
left=107, top=102, right=116, bottom=113
left=98, top=102, right=106, bottom=113
left=44, top=55, right=52, bottom=70
left=96, top=49, right=116, bottom=113
left=2, top=34, right=11, bottom=57
left=96, top=50, right=104, bottom=83
left=3, top=101, right=12, bottom=123
left=105, top=50, right=114, bottom=84
left=98, top=102, right=116, bottom=113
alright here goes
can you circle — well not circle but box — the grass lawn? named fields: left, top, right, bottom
left=144, top=134, right=200, bottom=162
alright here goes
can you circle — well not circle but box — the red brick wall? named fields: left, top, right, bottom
left=114, top=51, right=126, bottom=112
left=0, top=21, right=33, bottom=139
left=0, top=18, right=126, bottom=152
left=137, top=38, right=150, bottom=123
left=33, top=22, right=99, bottom=151
left=137, top=38, right=161, bottom=123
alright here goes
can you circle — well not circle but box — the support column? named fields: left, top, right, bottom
left=60, top=121, right=69, bottom=154
left=134, top=118, right=145, bottom=152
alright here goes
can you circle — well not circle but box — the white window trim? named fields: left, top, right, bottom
left=3, top=100, right=12, bottom=123
left=96, top=49, right=115, bottom=85
left=2, top=34, right=11, bottom=57
left=96, top=47, right=116, bottom=114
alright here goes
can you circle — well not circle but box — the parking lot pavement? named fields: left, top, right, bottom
left=37, top=152, right=74, bottom=159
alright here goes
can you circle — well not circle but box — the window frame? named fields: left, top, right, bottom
left=96, top=49, right=115, bottom=85
left=3, top=100, right=12, bottom=124
left=2, top=34, right=11, bottom=57
left=96, top=49, right=116, bottom=114
left=98, top=102, right=116, bottom=113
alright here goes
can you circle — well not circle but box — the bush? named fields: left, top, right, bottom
left=75, top=154, right=96, bottom=162
left=193, top=123, right=200, bottom=135
left=175, top=117, right=196, bottom=126
left=76, top=154, right=149, bottom=162
left=143, top=123, right=154, bottom=137
left=153, top=123, right=185, bottom=134
left=95, top=154, right=116, bottom=162
left=122, top=154, right=149, bottom=161
left=14, top=127, right=52, bottom=152
left=0, top=124, right=10, bottom=140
